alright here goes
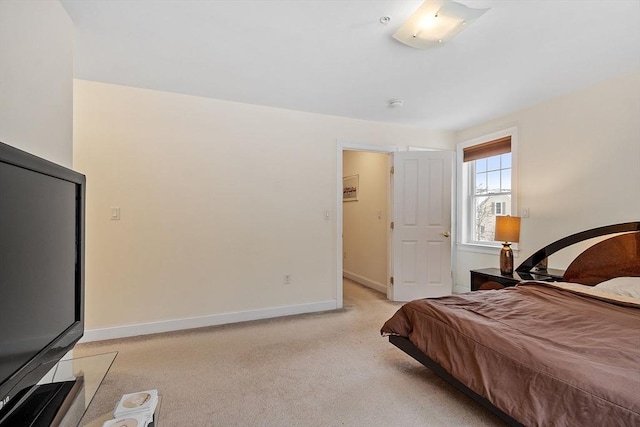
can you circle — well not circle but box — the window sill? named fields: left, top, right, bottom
left=456, top=242, right=520, bottom=256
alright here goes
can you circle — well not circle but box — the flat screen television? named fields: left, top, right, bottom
left=0, top=141, right=85, bottom=424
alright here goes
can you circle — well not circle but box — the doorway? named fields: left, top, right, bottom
left=336, top=142, right=397, bottom=308
left=336, top=142, right=455, bottom=308
left=342, top=150, right=390, bottom=298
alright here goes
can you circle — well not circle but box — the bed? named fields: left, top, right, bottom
left=381, top=222, right=640, bottom=426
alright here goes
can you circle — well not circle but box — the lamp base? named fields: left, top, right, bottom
left=500, top=243, right=514, bottom=275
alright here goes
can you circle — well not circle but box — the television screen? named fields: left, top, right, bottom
left=0, top=141, right=85, bottom=423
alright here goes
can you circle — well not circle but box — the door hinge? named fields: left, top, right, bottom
left=390, top=276, right=394, bottom=285
left=390, top=221, right=394, bottom=230
left=390, top=166, right=394, bottom=175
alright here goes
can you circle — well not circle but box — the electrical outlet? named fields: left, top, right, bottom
left=284, top=274, right=291, bottom=284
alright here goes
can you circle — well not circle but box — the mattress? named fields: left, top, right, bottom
left=381, top=282, right=640, bottom=426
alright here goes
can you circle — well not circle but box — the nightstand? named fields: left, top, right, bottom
left=470, top=268, right=564, bottom=291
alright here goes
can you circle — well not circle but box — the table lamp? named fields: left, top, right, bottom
left=495, top=215, right=521, bottom=275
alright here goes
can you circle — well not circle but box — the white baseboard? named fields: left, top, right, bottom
left=343, top=270, right=386, bottom=294
left=81, top=300, right=337, bottom=343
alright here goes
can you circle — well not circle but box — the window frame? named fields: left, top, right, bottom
left=456, top=127, right=519, bottom=254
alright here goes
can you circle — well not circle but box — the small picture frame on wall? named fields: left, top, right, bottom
left=343, top=174, right=359, bottom=202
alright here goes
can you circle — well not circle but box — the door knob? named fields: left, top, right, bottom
left=442, top=231, right=451, bottom=237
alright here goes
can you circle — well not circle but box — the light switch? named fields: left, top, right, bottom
left=110, top=207, right=121, bottom=220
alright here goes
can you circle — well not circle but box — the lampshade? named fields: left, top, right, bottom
left=495, top=216, right=521, bottom=243
left=393, top=0, right=488, bottom=49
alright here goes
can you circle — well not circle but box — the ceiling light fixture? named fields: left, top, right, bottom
left=393, top=0, right=488, bottom=49
left=389, top=99, right=404, bottom=108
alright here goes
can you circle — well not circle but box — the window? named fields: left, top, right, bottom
left=470, top=152, right=512, bottom=242
left=492, top=201, right=506, bottom=215
left=457, top=129, right=517, bottom=250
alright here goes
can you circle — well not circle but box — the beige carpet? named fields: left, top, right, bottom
left=75, top=280, right=505, bottom=426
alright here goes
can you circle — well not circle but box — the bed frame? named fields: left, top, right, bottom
left=388, top=335, right=524, bottom=426
left=516, top=221, right=640, bottom=281
left=387, top=221, right=640, bottom=425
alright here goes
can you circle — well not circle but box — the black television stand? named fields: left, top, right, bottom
left=0, top=352, right=118, bottom=427
left=2, top=380, right=82, bottom=427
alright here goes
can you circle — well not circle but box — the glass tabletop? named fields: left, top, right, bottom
left=37, top=352, right=118, bottom=427
left=37, top=352, right=160, bottom=426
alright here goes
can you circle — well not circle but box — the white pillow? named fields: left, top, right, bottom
left=594, top=277, right=640, bottom=299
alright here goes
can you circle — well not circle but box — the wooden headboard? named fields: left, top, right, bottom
left=517, top=222, right=640, bottom=285
left=563, top=232, right=640, bottom=285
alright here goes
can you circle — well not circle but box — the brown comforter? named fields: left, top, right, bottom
left=381, top=283, right=640, bottom=427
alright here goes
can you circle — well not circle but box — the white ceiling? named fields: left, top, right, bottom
left=60, top=0, right=640, bottom=131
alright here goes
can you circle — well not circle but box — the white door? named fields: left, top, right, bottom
left=388, top=151, right=453, bottom=302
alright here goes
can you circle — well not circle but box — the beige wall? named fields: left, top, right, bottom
left=0, top=0, right=73, bottom=167
left=3, top=0, right=637, bottom=342
left=73, top=80, right=454, bottom=338
left=454, top=71, right=640, bottom=290
left=342, top=151, right=389, bottom=293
